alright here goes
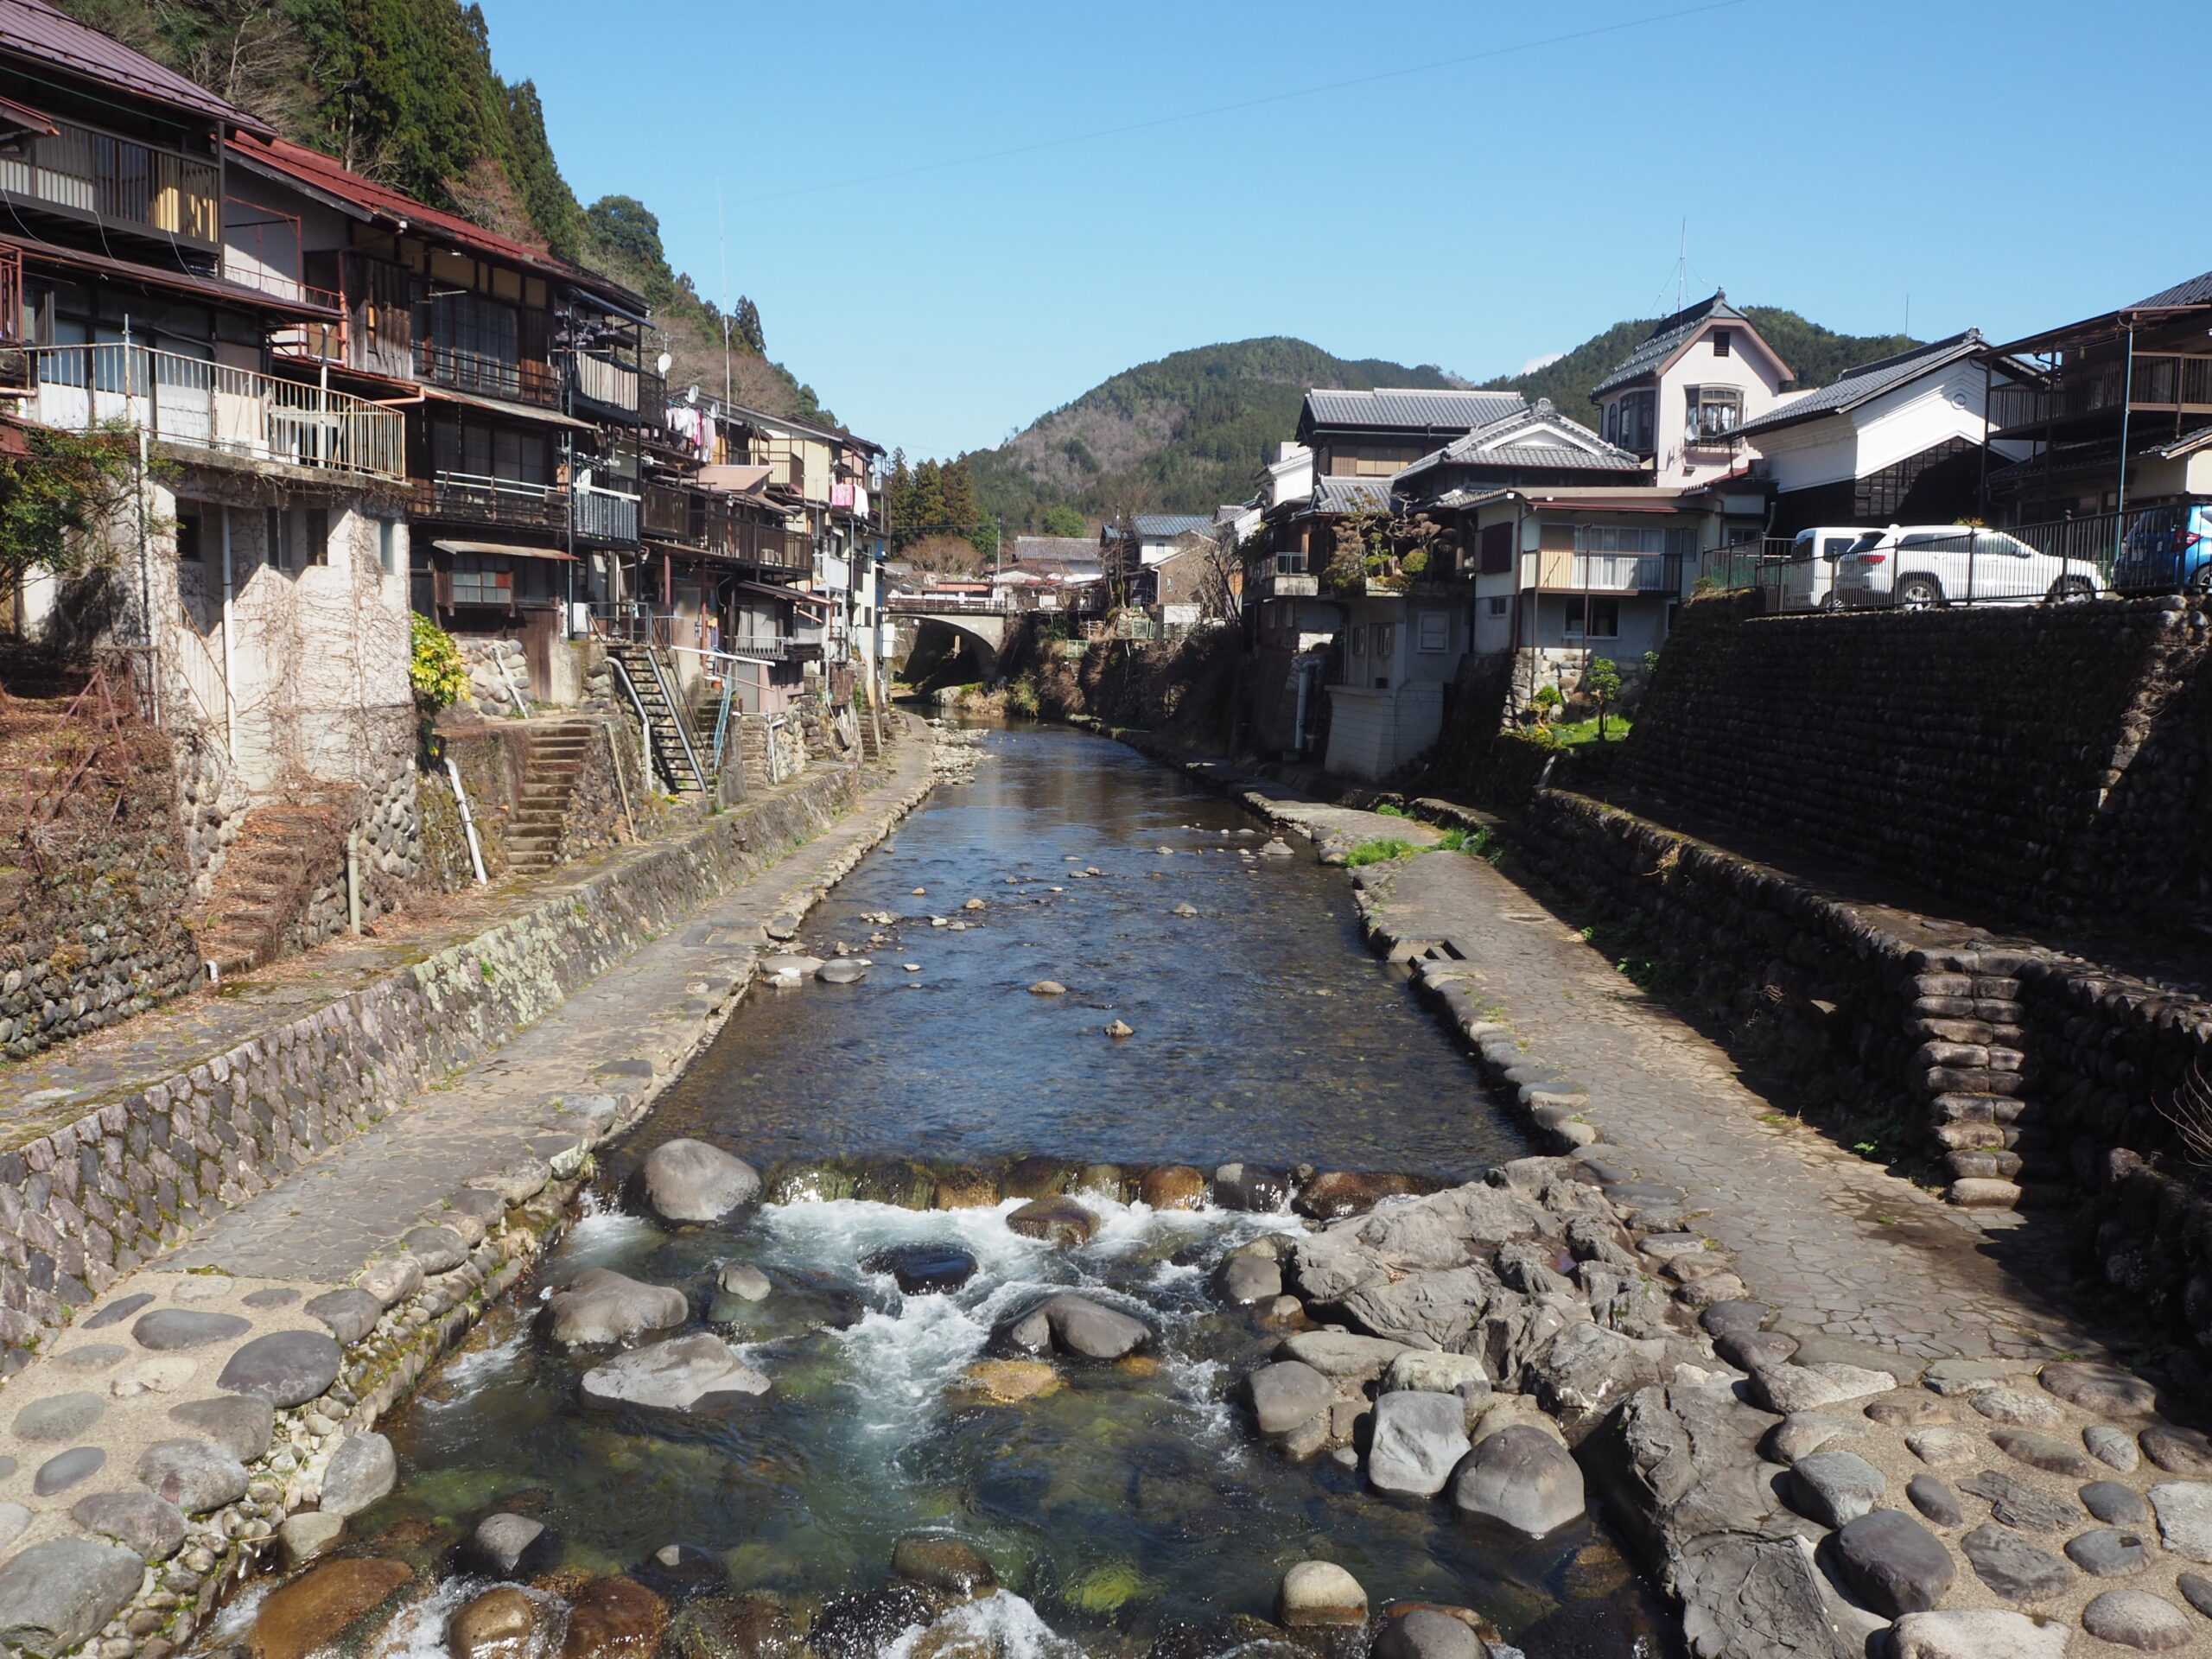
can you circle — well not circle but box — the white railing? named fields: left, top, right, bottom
left=1, top=343, right=405, bottom=480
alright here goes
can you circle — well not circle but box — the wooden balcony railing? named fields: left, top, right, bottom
left=1990, top=353, right=2212, bottom=431
left=411, top=471, right=569, bottom=530
left=0, top=118, right=219, bottom=249
left=415, top=342, right=562, bottom=409
left=2, top=343, right=403, bottom=479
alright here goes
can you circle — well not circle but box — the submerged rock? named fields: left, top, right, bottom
left=579, top=1336, right=770, bottom=1414
left=949, top=1361, right=1061, bottom=1404
left=807, top=1586, right=936, bottom=1659
left=450, top=1586, right=559, bottom=1659
left=468, top=1513, right=550, bottom=1577
left=1276, top=1561, right=1366, bottom=1628
left=892, top=1535, right=997, bottom=1600
left=643, top=1141, right=761, bottom=1223
left=1006, top=1197, right=1097, bottom=1247
left=1215, top=1255, right=1283, bottom=1305
left=664, top=1593, right=798, bottom=1659
left=251, top=1558, right=415, bottom=1659
left=560, top=1578, right=668, bottom=1659
left=1373, top=1610, right=1485, bottom=1659
left=717, top=1264, right=772, bottom=1303
left=546, top=1269, right=690, bottom=1347
left=863, top=1243, right=977, bottom=1295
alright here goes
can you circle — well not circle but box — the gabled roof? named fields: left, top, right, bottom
left=1731, top=330, right=1987, bottom=438
left=0, top=0, right=272, bottom=134
left=228, top=132, right=647, bottom=314
left=2135, top=270, right=2212, bottom=309
left=1592, top=290, right=1789, bottom=397
left=1397, top=398, right=1644, bottom=482
left=1303, top=478, right=1392, bottom=516
left=1300, top=387, right=1525, bottom=435
left=1131, top=513, right=1212, bottom=537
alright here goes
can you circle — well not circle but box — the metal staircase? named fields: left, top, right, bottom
left=605, top=644, right=710, bottom=793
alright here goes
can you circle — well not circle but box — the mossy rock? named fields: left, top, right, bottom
left=767, top=1163, right=857, bottom=1205
left=1002, top=1156, right=1073, bottom=1199
left=1066, top=1563, right=1147, bottom=1616
left=854, top=1159, right=937, bottom=1210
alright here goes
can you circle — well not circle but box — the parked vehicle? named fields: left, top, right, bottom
left=2112, top=503, right=2212, bottom=594
left=1782, top=526, right=1873, bottom=610
left=1833, top=524, right=2101, bottom=609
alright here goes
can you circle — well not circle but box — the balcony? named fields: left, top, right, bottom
left=571, top=486, right=639, bottom=545
left=722, top=633, right=820, bottom=663
left=220, top=258, right=346, bottom=362
left=411, top=471, right=569, bottom=531
left=415, top=342, right=561, bottom=409
left=0, top=342, right=403, bottom=479
left=570, top=351, right=639, bottom=416
left=1989, top=354, right=2212, bottom=435
left=0, top=118, right=219, bottom=251
left=1534, top=550, right=1682, bottom=594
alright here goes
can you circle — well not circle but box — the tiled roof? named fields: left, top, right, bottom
left=1399, top=399, right=1643, bottom=480
left=0, top=0, right=270, bottom=132
left=1592, top=292, right=1746, bottom=397
left=1732, top=330, right=1986, bottom=437
left=1304, top=478, right=1392, bottom=515
left=2135, top=270, right=2212, bottom=309
left=1131, top=513, right=1213, bottom=537
left=1301, top=388, right=1525, bottom=432
left=1012, top=537, right=1098, bottom=563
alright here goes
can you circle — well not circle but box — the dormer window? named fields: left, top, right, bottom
left=1686, top=385, right=1742, bottom=441
left=1713, top=329, right=1732, bottom=357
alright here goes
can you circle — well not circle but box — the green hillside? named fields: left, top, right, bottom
left=1485, top=306, right=1919, bottom=416
left=968, top=339, right=1463, bottom=534
left=52, top=0, right=832, bottom=423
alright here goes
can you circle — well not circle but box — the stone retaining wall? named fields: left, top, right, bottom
left=1619, top=591, right=2212, bottom=938
left=0, top=766, right=865, bottom=1370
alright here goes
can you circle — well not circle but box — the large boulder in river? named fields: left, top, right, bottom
left=1006, top=1197, right=1097, bottom=1247
left=1293, top=1182, right=1551, bottom=1305
left=546, top=1270, right=690, bottom=1347
left=580, top=1336, right=770, bottom=1414
left=995, top=1294, right=1149, bottom=1360
left=250, top=1559, right=415, bottom=1659
left=641, top=1141, right=760, bottom=1224
left=1450, top=1426, right=1586, bottom=1536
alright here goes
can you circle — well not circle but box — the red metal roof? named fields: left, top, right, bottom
left=0, top=0, right=271, bottom=134
left=228, top=132, right=645, bottom=312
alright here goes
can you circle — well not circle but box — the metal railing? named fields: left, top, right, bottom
left=887, top=593, right=1007, bottom=613
left=1990, top=355, right=2212, bottom=431
left=1716, top=517, right=2167, bottom=611
left=0, top=118, right=219, bottom=247
left=1534, top=550, right=1682, bottom=593
left=571, top=487, right=639, bottom=544
left=412, top=471, right=568, bottom=530
left=2, top=342, right=404, bottom=479
left=414, top=341, right=561, bottom=408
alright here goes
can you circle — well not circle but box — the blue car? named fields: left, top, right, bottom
left=2114, top=503, right=2212, bottom=594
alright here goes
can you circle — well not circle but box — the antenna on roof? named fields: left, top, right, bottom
left=1676, top=220, right=1687, bottom=310
left=717, top=177, right=732, bottom=410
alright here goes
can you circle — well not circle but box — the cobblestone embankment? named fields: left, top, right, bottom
left=0, top=730, right=935, bottom=1659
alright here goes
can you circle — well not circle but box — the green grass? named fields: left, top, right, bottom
left=1373, top=803, right=1408, bottom=817
left=1344, top=837, right=1422, bottom=868
left=1541, top=716, right=1632, bottom=746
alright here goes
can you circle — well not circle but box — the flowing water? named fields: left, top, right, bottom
left=346, top=725, right=1673, bottom=1658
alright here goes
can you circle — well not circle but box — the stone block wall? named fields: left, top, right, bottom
left=1619, top=592, right=2212, bottom=936
left=0, top=763, right=862, bottom=1365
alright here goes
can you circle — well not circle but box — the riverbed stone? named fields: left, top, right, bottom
left=216, top=1329, right=341, bottom=1406
left=1833, top=1510, right=1955, bottom=1617
left=1027, top=981, right=1066, bottom=996
left=1960, top=1522, right=2074, bottom=1601
left=1277, top=1561, right=1365, bottom=1628
left=1293, top=1170, right=1421, bottom=1221
left=2082, top=1590, right=2194, bottom=1650
left=562, top=1577, right=669, bottom=1659
left=0, top=1537, right=148, bottom=1658
left=1247, top=1362, right=1332, bottom=1436
left=1216, top=1255, right=1282, bottom=1305
left=1002, top=1157, right=1071, bottom=1198
left=14, top=1392, right=105, bottom=1443
left=448, top=1586, right=550, bottom=1659
left=643, top=1141, right=761, bottom=1223
left=70, top=1490, right=185, bottom=1560
left=130, top=1309, right=250, bottom=1351
left=1005, top=1197, right=1096, bottom=1247
left=891, top=1535, right=996, bottom=1600
left=950, top=1361, right=1061, bottom=1404
left=304, top=1289, right=383, bottom=1344
left=548, top=1269, right=690, bottom=1346
left=1366, top=1390, right=1471, bottom=1497
left=1450, top=1425, right=1584, bottom=1536
left=167, top=1395, right=274, bottom=1463
left=469, top=1514, right=548, bottom=1576
left=2041, top=1360, right=2158, bottom=1417
left=401, top=1224, right=467, bottom=1273
left=1384, top=1352, right=1490, bottom=1395
left=1889, top=1610, right=2071, bottom=1659
left=718, top=1264, right=772, bottom=1302
left=135, top=1438, right=247, bottom=1513
left=2143, top=1425, right=2212, bottom=1477
left=31, top=1446, right=101, bottom=1496
left=1993, top=1429, right=2101, bottom=1479
left=2148, top=1481, right=2212, bottom=1560
left=1278, top=1332, right=1409, bottom=1385
left=1213, top=1165, right=1288, bottom=1212
left=863, top=1244, right=976, bottom=1296
left=1372, top=1608, right=1481, bottom=1659
left=816, top=959, right=868, bottom=984
left=356, top=1256, right=423, bottom=1308
left=1906, top=1474, right=1964, bottom=1527
left=320, top=1433, right=397, bottom=1516
left=276, top=1511, right=346, bottom=1571
left=580, top=1335, right=769, bottom=1414
left=252, top=1559, right=414, bottom=1659
left=1789, top=1449, right=1885, bottom=1528
left=2065, top=1526, right=2151, bottom=1577
left=1959, top=1468, right=2081, bottom=1531
left=1035, top=1294, right=1149, bottom=1359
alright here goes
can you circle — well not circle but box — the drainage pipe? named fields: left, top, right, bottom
left=445, top=756, right=488, bottom=885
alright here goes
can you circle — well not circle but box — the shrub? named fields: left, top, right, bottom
left=410, top=613, right=471, bottom=710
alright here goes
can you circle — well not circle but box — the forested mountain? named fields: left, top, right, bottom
left=53, top=0, right=832, bottom=423
left=1483, top=306, right=1918, bottom=418
left=968, top=339, right=1463, bottom=535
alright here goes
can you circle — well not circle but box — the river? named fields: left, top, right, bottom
left=344, top=724, right=1672, bottom=1659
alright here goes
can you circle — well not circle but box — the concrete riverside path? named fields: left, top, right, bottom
left=1175, top=757, right=2092, bottom=1367
left=0, top=731, right=933, bottom=1602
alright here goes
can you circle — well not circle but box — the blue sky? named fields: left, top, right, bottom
left=480, top=0, right=2209, bottom=460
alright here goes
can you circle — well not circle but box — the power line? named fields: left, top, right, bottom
left=664, top=0, right=1769, bottom=214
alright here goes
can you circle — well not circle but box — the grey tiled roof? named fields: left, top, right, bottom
left=1304, top=478, right=1392, bottom=515
left=1592, top=293, right=1746, bottom=397
left=1130, top=513, right=1212, bottom=537
left=1399, top=399, right=1644, bottom=479
left=2135, top=270, right=2212, bottom=308
left=1732, top=330, right=1985, bottom=437
left=1301, top=388, right=1525, bottom=432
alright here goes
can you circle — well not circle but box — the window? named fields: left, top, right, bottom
left=264, top=507, right=283, bottom=569
left=303, top=507, right=328, bottom=568
left=1562, top=598, right=1620, bottom=639
left=175, top=505, right=204, bottom=563
left=1686, top=385, right=1742, bottom=441
left=1374, top=622, right=1395, bottom=661
left=1713, top=329, right=1732, bottom=357
left=450, top=553, right=512, bottom=607
left=378, top=520, right=398, bottom=576
left=1349, top=626, right=1366, bottom=657
left=1613, top=390, right=1656, bottom=453
left=430, top=418, right=547, bottom=485
left=1485, top=595, right=1509, bottom=617
left=430, top=291, right=519, bottom=366
left=1417, top=612, right=1449, bottom=652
